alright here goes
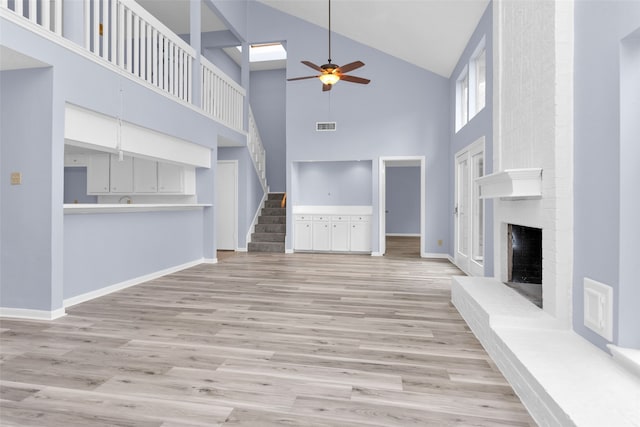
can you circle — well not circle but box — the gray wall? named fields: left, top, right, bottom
left=448, top=3, right=493, bottom=276
left=293, top=161, right=372, bottom=206
left=204, top=47, right=241, bottom=84
left=64, top=168, right=98, bottom=204
left=574, top=0, right=640, bottom=349
left=247, top=2, right=451, bottom=255
left=385, top=167, right=420, bottom=235
left=250, top=69, right=287, bottom=192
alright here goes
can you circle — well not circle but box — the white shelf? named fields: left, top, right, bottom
left=476, top=168, right=542, bottom=200
left=64, top=203, right=211, bottom=214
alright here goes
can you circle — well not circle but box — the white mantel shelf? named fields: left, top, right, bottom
left=476, top=168, right=542, bottom=200
left=64, top=203, right=211, bottom=214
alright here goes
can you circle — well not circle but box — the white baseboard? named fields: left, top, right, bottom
left=421, top=252, right=449, bottom=259
left=236, top=247, right=248, bottom=252
left=386, top=233, right=420, bottom=237
left=0, top=306, right=66, bottom=320
left=63, top=259, right=203, bottom=308
left=371, top=252, right=383, bottom=257
left=202, top=258, right=218, bottom=264
left=285, top=249, right=294, bottom=254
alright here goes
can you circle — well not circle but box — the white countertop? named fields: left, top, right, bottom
left=64, top=203, right=212, bottom=214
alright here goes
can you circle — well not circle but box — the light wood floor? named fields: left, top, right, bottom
left=0, top=251, right=536, bottom=426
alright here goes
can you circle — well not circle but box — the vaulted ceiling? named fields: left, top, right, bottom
left=136, top=0, right=491, bottom=78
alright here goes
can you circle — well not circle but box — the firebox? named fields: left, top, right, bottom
left=506, top=224, right=542, bottom=307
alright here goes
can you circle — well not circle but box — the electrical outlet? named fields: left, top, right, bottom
left=10, top=172, right=22, bottom=185
left=437, top=239, right=443, bottom=246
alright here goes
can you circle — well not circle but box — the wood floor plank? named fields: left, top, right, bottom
left=0, top=242, right=536, bottom=426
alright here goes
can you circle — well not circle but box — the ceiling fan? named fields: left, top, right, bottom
left=287, top=0, right=370, bottom=92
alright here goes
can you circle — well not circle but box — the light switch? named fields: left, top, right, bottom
left=10, top=172, right=22, bottom=185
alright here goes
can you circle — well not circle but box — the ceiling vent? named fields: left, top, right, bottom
left=316, top=122, right=337, bottom=131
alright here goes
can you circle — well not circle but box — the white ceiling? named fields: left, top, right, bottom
left=256, top=0, right=490, bottom=77
left=136, top=0, right=228, bottom=34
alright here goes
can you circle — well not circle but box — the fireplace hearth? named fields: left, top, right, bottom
left=506, top=224, right=542, bottom=308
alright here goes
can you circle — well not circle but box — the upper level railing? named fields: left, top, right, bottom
left=0, top=0, right=63, bottom=34
left=201, top=56, right=245, bottom=132
left=248, top=107, right=267, bottom=191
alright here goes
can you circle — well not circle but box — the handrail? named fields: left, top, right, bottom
left=281, top=193, right=286, bottom=209
left=248, top=107, right=267, bottom=191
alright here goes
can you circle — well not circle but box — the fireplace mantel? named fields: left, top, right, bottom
left=476, top=168, right=542, bottom=200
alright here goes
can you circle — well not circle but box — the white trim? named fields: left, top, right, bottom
left=236, top=247, right=248, bottom=252
left=447, top=254, right=455, bottom=264
left=63, top=259, right=203, bottom=308
left=421, top=252, right=449, bottom=259
left=378, top=156, right=425, bottom=257
left=202, top=258, right=218, bottom=264
left=285, top=249, right=294, bottom=254
left=386, top=233, right=420, bottom=237
left=371, top=252, right=384, bottom=257
left=246, top=190, right=268, bottom=246
left=293, top=205, right=373, bottom=216
left=607, top=345, right=640, bottom=378
left=0, top=307, right=66, bottom=320
left=64, top=203, right=210, bottom=214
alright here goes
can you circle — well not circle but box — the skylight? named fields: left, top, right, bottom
left=237, top=43, right=286, bottom=63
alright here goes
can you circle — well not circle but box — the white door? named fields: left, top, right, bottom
left=216, top=161, right=237, bottom=250
left=454, top=139, right=485, bottom=276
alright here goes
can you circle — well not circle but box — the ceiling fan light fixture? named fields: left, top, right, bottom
left=319, top=73, right=340, bottom=85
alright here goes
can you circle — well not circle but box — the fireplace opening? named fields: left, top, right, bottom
left=506, top=224, right=542, bottom=308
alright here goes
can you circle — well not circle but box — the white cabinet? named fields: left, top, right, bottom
left=312, top=216, right=331, bottom=251
left=133, top=158, right=157, bottom=193
left=331, top=216, right=350, bottom=251
left=294, top=216, right=312, bottom=250
left=87, top=153, right=110, bottom=193
left=109, top=154, right=133, bottom=193
left=350, top=216, right=371, bottom=252
left=64, top=153, right=87, bottom=167
left=293, top=208, right=371, bottom=253
left=158, top=162, right=184, bottom=193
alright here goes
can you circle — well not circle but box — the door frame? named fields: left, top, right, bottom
left=216, top=160, right=238, bottom=251
left=453, top=137, right=485, bottom=276
left=378, top=156, right=426, bottom=257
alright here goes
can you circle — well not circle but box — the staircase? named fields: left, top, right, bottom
left=248, top=193, right=286, bottom=253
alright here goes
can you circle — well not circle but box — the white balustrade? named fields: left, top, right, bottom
left=83, top=0, right=195, bottom=103
left=201, top=56, right=245, bottom=133
left=248, top=108, right=267, bottom=191
left=1, top=0, right=63, bottom=35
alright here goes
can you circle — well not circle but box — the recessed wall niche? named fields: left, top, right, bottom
left=292, top=160, right=372, bottom=206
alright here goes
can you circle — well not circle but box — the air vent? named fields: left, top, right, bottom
left=316, top=122, right=337, bottom=131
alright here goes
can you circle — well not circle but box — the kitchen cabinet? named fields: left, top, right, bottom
left=331, top=216, right=350, bottom=251
left=64, top=153, right=87, bottom=167
left=133, top=158, right=158, bottom=193
left=109, top=154, right=133, bottom=193
left=294, top=215, right=312, bottom=250
left=293, top=208, right=371, bottom=253
left=312, top=215, right=331, bottom=251
left=350, top=216, right=371, bottom=252
left=158, top=162, right=183, bottom=193
left=87, top=153, right=110, bottom=193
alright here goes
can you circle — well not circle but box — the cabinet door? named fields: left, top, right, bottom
left=331, top=221, right=350, bottom=251
left=109, top=155, right=133, bottom=193
left=133, top=158, right=158, bottom=193
left=350, top=219, right=371, bottom=252
left=312, top=220, right=331, bottom=251
left=294, top=220, right=312, bottom=251
left=87, top=154, right=110, bottom=194
left=158, top=162, right=183, bottom=193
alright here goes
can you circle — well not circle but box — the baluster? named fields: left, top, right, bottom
left=28, top=0, right=36, bottom=22
left=109, top=0, right=116, bottom=60
left=177, top=49, right=182, bottom=99
left=54, top=0, right=62, bottom=34
left=117, top=1, right=124, bottom=68
left=101, top=0, right=108, bottom=59
left=186, top=55, right=191, bottom=103
left=1, top=0, right=8, bottom=9
left=152, top=29, right=158, bottom=86
left=41, top=0, right=50, bottom=30
left=169, top=43, right=175, bottom=95
left=83, top=0, right=90, bottom=49
left=14, top=0, right=22, bottom=16
left=92, top=0, right=99, bottom=53
left=132, top=13, right=139, bottom=76
left=125, top=7, right=132, bottom=72
left=144, top=23, right=151, bottom=82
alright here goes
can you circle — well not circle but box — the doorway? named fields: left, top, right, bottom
left=216, top=160, right=238, bottom=251
left=378, top=157, right=425, bottom=257
left=454, top=138, right=485, bottom=276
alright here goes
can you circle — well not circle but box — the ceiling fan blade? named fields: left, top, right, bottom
left=336, top=60, right=364, bottom=74
left=301, top=61, right=323, bottom=72
left=322, top=83, right=332, bottom=92
left=340, top=75, right=371, bottom=85
left=287, top=75, right=320, bottom=81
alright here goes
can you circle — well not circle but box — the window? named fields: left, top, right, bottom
left=455, top=38, right=486, bottom=132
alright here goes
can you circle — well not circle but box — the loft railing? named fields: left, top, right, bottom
left=84, top=0, right=194, bottom=103
left=248, top=107, right=267, bottom=191
left=1, top=0, right=62, bottom=34
left=201, top=56, right=244, bottom=132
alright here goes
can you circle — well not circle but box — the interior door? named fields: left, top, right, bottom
left=216, top=161, right=237, bottom=250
